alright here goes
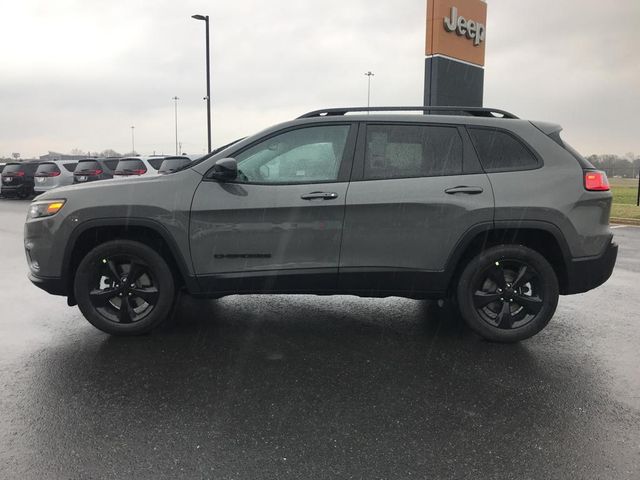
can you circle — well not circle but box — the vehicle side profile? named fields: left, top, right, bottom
left=24, top=106, right=617, bottom=342
left=34, top=160, right=78, bottom=194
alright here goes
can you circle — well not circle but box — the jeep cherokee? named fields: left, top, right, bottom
left=24, top=106, right=618, bottom=342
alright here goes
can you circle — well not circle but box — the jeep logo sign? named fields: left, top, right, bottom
left=443, top=6, right=485, bottom=46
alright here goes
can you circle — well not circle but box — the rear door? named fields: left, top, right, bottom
left=339, top=122, right=494, bottom=295
left=190, top=123, right=357, bottom=293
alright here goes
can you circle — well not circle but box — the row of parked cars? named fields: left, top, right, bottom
left=0, top=155, right=195, bottom=198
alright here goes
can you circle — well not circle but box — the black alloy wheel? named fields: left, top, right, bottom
left=456, top=245, right=559, bottom=343
left=88, top=255, right=159, bottom=325
left=473, top=259, right=543, bottom=330
left=74, top=240, right=176, bottom=335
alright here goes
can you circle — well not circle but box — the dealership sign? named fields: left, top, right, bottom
left=443, top=6, right=485, bottom=46
left=426, top=0, right=487, bottom=66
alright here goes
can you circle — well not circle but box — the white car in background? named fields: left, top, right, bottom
left=34, top=160, right=78, bottom=194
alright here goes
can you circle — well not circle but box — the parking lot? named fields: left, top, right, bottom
left=1, top=198, right=639, bottom=479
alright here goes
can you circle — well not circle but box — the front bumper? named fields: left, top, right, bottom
left=28, top=272, right=67, bottom=296
left=563, top=241, right=618, bottom=295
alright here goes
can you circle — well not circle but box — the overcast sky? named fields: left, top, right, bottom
left=1, top=0, right=638, bottom=158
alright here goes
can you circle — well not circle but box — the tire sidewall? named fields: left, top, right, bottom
left=456, top=245, right=559, bottom=343
left=74, top=240, right=175, bottom=335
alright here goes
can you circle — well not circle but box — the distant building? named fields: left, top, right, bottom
left=39, top=151, right=93, bottom=161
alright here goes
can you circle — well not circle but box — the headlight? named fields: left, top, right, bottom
left=28, top=199, right=66, bottom=219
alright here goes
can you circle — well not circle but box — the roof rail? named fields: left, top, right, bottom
left=298, top=106, right=519, bottom=119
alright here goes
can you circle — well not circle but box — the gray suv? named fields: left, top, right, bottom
left=24, top=107, right=618, bottom=342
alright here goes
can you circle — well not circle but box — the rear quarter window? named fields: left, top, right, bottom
left=63, top=162, right=77, bottom=172
left=147, top=158, right=165, bottom=170
left=468, top=127, right=540, bottom=172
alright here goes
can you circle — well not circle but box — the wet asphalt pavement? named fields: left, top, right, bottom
left=0, top=199, right=638, bottom=479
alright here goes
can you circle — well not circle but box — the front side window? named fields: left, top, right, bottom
left=364, top=124, right=463, bottom=180
left=234, top=125, right=350, bottom=184
left=468, top=128, right=539, bottom=172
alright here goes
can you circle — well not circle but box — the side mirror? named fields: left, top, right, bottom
left=209, top=157, right=237, bottom=181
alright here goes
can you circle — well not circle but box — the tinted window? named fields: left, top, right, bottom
left=159, top=158, right=191, bottom=174
left=147, top=158, right=165, bottom=170
left=35, top=163, right=61, bottom=175
left=75, top=160, right=100, bottom=172
left=469, top=128, right=539, bottom=172
left=62, top=162, right=77, bottom=172
left=2, top=163, right=24, bottom=174
left=116, top=159, right=147, bottom=174
left=364, top=125, right=462, bottom=180
left=103, top=159, right=119, bottom=170
left=235, top=125, right=350, bottom=184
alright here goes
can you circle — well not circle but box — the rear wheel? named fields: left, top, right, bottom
left=456, top=245, right=559, bottom=343
left=74, top=240, right=175, bottom=335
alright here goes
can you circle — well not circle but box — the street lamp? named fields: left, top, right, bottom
left=365, top=71, right=375, bottom=110
left=191, top=14, right=212, bottom=152
left=172, top=96, right=179, bottom=155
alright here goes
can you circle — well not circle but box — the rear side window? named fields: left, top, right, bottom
left=35, top=163, right=61, bottom=176
left=62, top=162, right=77, bottom=172
left=468, top=128, right=539, bottom=172
left=103, top=159, right=119, bottom=171
left=364, top=124, right=462, bottom=180
left=147, top=158, right=165, bottom=170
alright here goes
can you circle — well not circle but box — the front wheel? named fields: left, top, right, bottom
left=74, top=240, right=176, bottom=335
left=456, top=245, right=559, bottom=343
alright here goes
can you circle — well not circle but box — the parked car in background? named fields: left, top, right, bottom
left=34, top=160, right=77, bottom=194
left=157, top=156, right=192, bottom=175
left=73, top=158, right=119, bottom=184
left=1, top=161, right=40, bottom=198
left=113, top=156, right=162, bottom=178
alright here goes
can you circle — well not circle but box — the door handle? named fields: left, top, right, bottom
left=444, top=186, right=484, bottom=195
left=301, top=192, right=339, bottom=200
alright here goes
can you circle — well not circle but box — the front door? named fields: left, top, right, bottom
left=190, top=123, right=357, bottom=293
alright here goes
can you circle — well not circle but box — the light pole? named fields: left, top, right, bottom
left=365, top=71, right=375, bottom=110
left=172, top=96, right=179, bottom=155
left=192, top=14, right=212, bottom=152
left=130, top=126, right=135, bottom=154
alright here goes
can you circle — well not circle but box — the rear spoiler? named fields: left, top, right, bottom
left=530, top=121, right=562, bottom=136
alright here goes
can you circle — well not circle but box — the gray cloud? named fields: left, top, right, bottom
left=1, top=0, right=638, bottom=157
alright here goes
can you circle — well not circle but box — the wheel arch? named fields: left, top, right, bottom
left=445, top=221, right=571, bottom=296
left=62, top=219, right=198, bottom=305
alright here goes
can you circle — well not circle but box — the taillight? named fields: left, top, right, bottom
left=37, top=171, right=61, bottom=177
left=115, top=169, right=146, bottom=175
left=584, top=170, right=610, bottom=191
left=76, top=169, right=103, bottom=176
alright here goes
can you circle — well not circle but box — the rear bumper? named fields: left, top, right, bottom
left=28, top=272, right=67, bottom=296
left=563, top=241, right=618, bottom=295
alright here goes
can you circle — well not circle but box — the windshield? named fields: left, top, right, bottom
left=179, top=137, right=246, bottom=171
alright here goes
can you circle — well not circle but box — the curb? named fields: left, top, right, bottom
left=610, top=217, right=640, bottom=226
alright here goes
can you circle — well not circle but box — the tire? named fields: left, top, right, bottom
left=456, top=245, right=559, bottom=343
left=74, top=240, right=176, bottom=335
